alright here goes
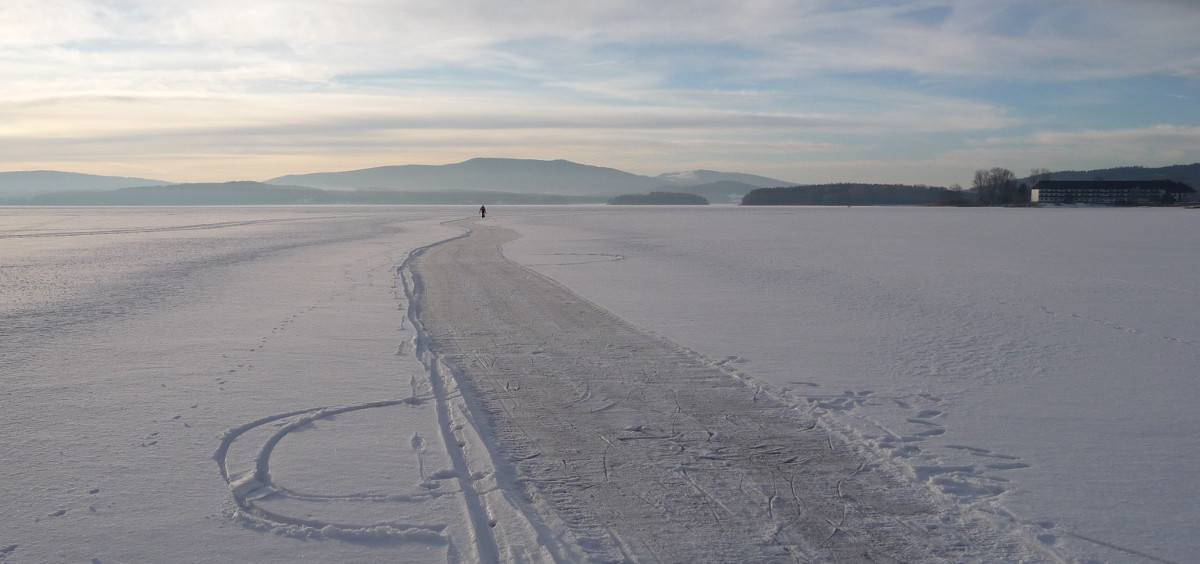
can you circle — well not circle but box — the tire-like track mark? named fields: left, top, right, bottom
left=213, top=400, right=449, bottom=543
left=410, top=220, right=1058, bottom=563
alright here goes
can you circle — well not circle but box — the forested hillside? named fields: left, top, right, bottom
left=742, top=183, right=954, bottom=205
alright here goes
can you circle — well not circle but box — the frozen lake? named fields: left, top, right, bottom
left=502, top=205, right=1200, bottom=564
left=2, top=205, right=1196, bottom=563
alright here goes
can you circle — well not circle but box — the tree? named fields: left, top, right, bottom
left=939, top=183, right=967, bottom=205
left=972, top=167, right=1018, bottom=205
left=1015, top=183, right=1030, bottom=205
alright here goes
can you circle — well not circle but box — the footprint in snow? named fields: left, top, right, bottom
left=906, top=418, right=942, bottom=427
left=946, top=444, right=990, bottom=454
left=986, top=462, right=1030, bottom=470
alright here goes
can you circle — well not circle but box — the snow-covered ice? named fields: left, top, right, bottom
left=2, top=205, right=1197, bottom=563
left=501, top=205, right=1200, bottom=564
left=412, top=218, right=1052, bottom=562
left=2, top=207, right=467, bottom=563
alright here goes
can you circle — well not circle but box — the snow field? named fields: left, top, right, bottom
left=411, top=219, right=1056, bottom=562
left=2, top=208, right=480, bottom=562
left=499, top=205, right=1200, bottom=564
left=4, top=205, right=1197, bottom=563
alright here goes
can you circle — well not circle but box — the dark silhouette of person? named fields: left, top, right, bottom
left=479, top=205, right=487, bottom=218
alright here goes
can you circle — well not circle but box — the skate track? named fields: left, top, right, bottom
left=410, top=220, right=1054, bottom=563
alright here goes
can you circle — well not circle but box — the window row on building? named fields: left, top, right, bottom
left=1030, top=180, right=1196, bottom=205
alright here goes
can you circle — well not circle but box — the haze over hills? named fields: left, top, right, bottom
left=20, top=182, right=603, bottom=206
left=0, top=159, right=791, bottom=203
left=670, top=180, right=768, bottom=204
left=266, top=158, right=794, bottom=196
left=2, top=160, right=1198, bottom=205
left=0, top=171, right=171, bottom=199
left=654, top=169, right=789, bottom=188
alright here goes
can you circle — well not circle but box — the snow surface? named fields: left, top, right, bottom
left=2, top=205, right=1196, bottom=563
left=500, top=205, right=1200, bottom=564
left=412, top=218, right=1053, bottom=562
left=2, top=207, right=466, bottom=563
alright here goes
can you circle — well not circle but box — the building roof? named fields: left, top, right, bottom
left=1031, top=179, right=1196, bottom=194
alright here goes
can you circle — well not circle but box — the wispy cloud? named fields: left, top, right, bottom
left=0, top=0, right=1197, bottom=184
left=949, top=124, right=1200, bottom=176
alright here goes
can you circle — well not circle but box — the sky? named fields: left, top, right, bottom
left=2, top=0, right=1199, bottom=186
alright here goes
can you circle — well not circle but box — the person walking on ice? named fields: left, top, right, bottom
left=479, top=205, right=487, bottom=218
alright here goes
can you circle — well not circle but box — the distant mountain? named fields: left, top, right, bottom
left=267, top=158, right=656, bottom=196
left=669, top=180, right=763, bottom=204
left=1026, top=163, right=1200, bottom=187
left=0, top=171, right=172, bottom=199
left=607, top=192, right=708, bottom=205
left=14, top=181, right=603, bottom=206
left=0, top=159, right=794, bottom=203
left=20, top=182, right=326, bottom=205
left=268, top=158, right=795, bottom=197
left=655, top=170, right=791, bottom=188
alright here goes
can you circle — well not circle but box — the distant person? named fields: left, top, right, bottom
left=479, top=205, right=487, bottom=218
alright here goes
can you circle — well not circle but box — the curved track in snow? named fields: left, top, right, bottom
left=213, top=400, right=450, bottom=542
left=409, top=220, right=1057, bottom=563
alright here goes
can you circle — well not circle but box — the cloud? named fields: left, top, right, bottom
left=0, top=81, right=1016, bottom=155
left=7, top=1, right=1199, bottom=83
left=948, top=124, right=1200, bottom=174
left=0, top=1, right=1197, bottom=182
left=1029, top=124, right=1200, bottom=147
left=7, top=2, right=1197, bottom=92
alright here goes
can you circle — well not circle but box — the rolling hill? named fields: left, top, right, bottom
left=0, top=171, right=172, bottom=199
left=18, top=182, right=604, bottom=206
left=267, top=158, right=794, bottom=197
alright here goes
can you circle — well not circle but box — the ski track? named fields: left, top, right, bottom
left=405, top=219, right=1059, bottom=563
left=213, top=226, right=556, bottom=563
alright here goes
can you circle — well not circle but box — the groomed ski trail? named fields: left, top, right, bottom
left=408, top=219, right=1059, bottom=563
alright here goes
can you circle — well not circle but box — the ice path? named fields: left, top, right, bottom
left=407, top=220, right=1057, bottom=563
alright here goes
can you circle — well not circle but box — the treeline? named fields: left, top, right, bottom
left=741, top=183, right=954, bottom=206
left=1034, top=163, right=1200, bottom=188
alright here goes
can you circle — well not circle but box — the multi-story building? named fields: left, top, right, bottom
left=1030, top=179, right=1196, bottom=205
